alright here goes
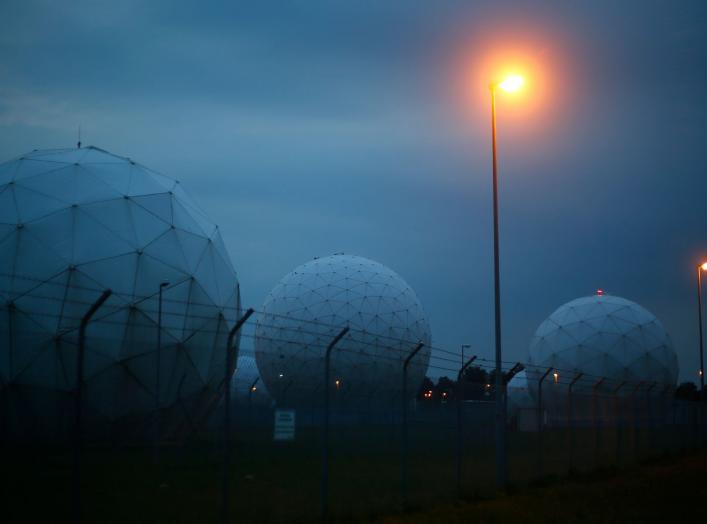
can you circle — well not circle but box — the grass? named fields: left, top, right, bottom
left=371, top=449, right=707, bottom=523
left=2, top=419, right=704, bottom=523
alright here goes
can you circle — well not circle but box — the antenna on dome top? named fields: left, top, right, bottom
left=77, top=125, right=82, bottom=149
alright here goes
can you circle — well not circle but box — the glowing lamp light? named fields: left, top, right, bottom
left=278, top=373, right=284, bottom=378
left=251, top=386, right=257, bottom=392
left=701, top=262, right=707, bottom=271
left=596, top=289, right=604, bottom=296
left=335, top=379, right=341, bottom=389
left=498, top=74, right=524, bottom=93
left=553, top=372, right=559, bottom=384
left=700, top=370, right=704, bottom=377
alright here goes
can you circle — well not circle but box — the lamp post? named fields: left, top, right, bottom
left=489, top=73, right=523, bottom=491
left=697, top=262, right=707, bottom=398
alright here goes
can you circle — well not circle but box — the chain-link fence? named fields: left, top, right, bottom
left=2, top=281, right=706, bottom=523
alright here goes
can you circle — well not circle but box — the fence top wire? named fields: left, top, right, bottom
left=0, top=274, right=676, bottom=392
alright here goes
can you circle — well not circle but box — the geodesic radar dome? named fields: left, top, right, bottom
left=254, top=254, right=431, bottom=404
left=527, top=294, right=679, bottom=398
left=0, top=147, right=240, bottom=440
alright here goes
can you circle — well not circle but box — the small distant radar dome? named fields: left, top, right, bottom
left=254, top=254, right=431, bottom=404
left=0, top=147, right=240, bottom=440
left=527, top=294, right=679, bottom=397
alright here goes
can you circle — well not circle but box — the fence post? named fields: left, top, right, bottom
left=502, top=362, right=524, bottom=479
left=536, top=367, right=553, bottom=478
left=72, top=289, right=112, bottom=524
left=646, top=382, right=656, bottom=455
left=662, top=384, right=672, bottom=453
left=248, top=377, right=260, bottom=426
left=567, top=372, right=583, bottom=472
left=153, top=281, right=171, bottom=467
left=401, top=342, right=425, bottom=511
left=221, top=307, right=254, bottom=524
left=456, top=355, right=477, bottom=498
left=629, top=381, right=644, bottom=462
left=320, top=327, right=349, bottom=523
left=613, top=381, right=626, bottom=467
left=592, top=377, right=605, bottom=468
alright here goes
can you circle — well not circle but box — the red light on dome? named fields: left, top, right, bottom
left=596, top=289, right=604, bottom=296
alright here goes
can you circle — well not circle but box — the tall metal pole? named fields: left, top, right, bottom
left=222, top=308, right=254, bottom=524
left=698, top=266, right=705, bottom=399
left=321, top=327, right=349, bottom=523
left=536, top=367, right=553, bottom=477
left=490, top=83, right=507, bottom=491
left=401, top=342, right=424, bottom=511
left=73, top=289, right=112, bottom=524
left=456, top=355, right=477, bottom=498
left=154, top=281, right=169, bottom=465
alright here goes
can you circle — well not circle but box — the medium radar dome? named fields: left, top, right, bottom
left=527, top=293, right=679, bottom=398
left=254, top=254, right=431, bottom=405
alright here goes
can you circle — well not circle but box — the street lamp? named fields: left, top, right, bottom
left=697, top=262, right=707, bottom=398
left=489, top=73, right=524, bottom=490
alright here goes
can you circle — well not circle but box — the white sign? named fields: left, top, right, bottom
left=273, top=409, right=296, bottom=441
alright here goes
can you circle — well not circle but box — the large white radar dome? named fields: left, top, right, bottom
left=527, top=294, right=679, bottom=397
left=254, top=254, right=431, bottom=404
left=0, top=147, right=240, bottom=439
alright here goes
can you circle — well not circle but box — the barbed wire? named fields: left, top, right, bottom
left=0, top=276, right=679, bottom=392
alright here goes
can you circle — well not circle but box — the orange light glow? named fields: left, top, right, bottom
left=700, top=262, right=707, bottom=271
left=497, top=74, right=524, bottom=92
left=251, top=386, right=257, bottom=392
left=451, top=21, right=580, bottom=160
left=553, top=372, right=559, bottom=384
left=335, top=379, right=341, bottom=389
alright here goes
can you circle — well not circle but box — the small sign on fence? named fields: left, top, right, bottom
left=273, top=409, right=296, bottom=441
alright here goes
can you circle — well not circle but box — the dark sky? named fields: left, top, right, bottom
left=1, top=0, right=706, bottom=381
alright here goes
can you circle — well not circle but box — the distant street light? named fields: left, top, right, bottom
left=697, top=262, right=707, bottom=398
left=489, top=73, right=525, bottom=490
